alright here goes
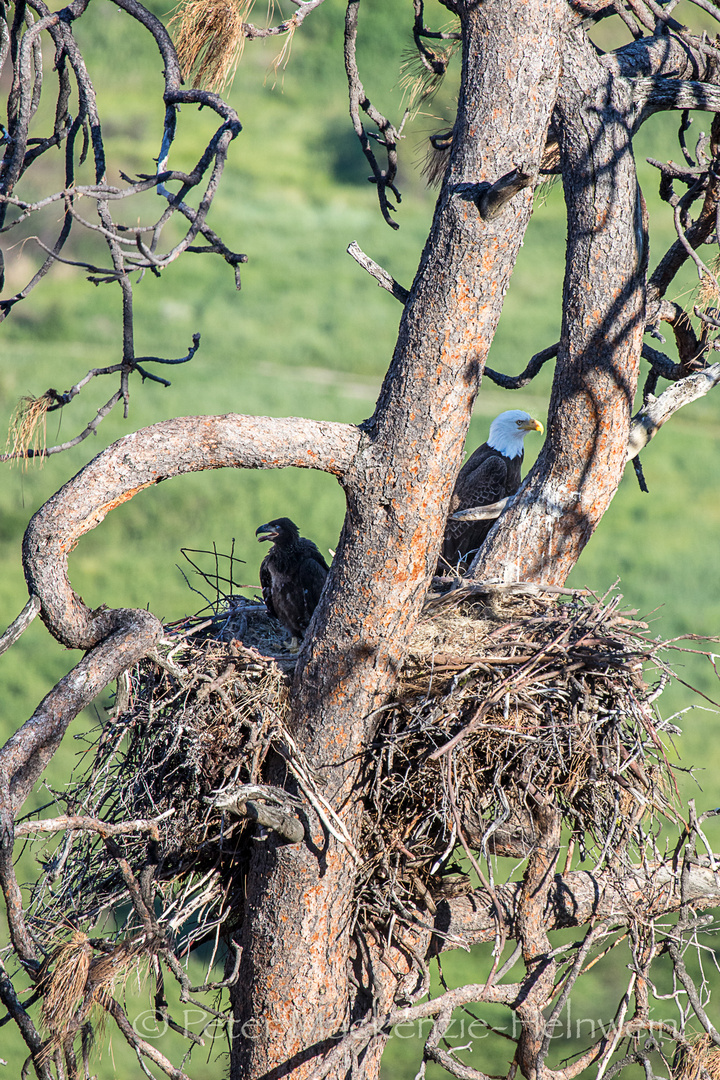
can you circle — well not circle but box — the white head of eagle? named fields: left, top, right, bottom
left=487, top=410, right=544, bottom=460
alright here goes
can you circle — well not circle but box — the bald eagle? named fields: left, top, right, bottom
left=256, top=517, right=330, bottom=646
left=441, top=410, right=544, bottom=572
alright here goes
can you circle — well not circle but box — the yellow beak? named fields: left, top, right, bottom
left=521, top=417, right=544, bottom=434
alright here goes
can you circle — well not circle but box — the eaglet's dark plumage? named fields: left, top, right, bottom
left=256, top=517, right=330, bottom=645
left=440, top=410, right=543, bottom=572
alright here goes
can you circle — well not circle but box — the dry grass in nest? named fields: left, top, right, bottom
left=674, top=1034, right=720, bottom=1080
left=27, top=598, right=289, bottom=953
left=27, top=586, right=682, bottom=950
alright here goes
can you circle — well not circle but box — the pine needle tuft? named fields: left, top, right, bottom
left=171, top=0, right=252, bottom=91
left=6, top=392, right=51, bottom=465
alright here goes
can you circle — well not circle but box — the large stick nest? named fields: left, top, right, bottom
left=25, top=584, right=681, bottom=953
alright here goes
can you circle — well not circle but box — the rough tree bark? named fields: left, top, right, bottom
left=229, top=4, right=567, bottom=1077
left=4, top=1, right=720, bottom=1079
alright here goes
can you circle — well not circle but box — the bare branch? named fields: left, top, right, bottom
left=15, top=809, right=175, bottom=838
left=441, top=857, right=720, bottom=950
left=306, top=981, right=519, bottom=1080
left=102, top=995, right=191, bottom=1080
left=0, top=595, right=40, bottom=656
left=484, top=342, right=558, bottom=390
left=0, top=609, right=163, bottom=814
left=627, top=362, right=720, bottom=459
left=344, top=0, right=403, bottom=229
left=347, top=241, right=409, bottom=302
left=241, top=0, right=327, bottom=39
left=0, top=0, right=245, bottom=454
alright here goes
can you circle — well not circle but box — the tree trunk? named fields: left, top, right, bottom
left=230, top=1, right=568, bottom=1076
left=475, top=26, right=647, bottom=585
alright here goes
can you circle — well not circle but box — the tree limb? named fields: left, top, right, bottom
left=22, top=414, right=360, bottom=650
left=0, top=595, right=40, bottom=655
left=627, top=362, right=720, bottom=459
left=438, top=858, right=720, bottom=949
left=634, top=76, right=720, bottom=123
left=346, top=241, right=409, bottom=302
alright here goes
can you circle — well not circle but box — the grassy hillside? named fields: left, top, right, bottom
left=1, top=2, right=719, bottom=1077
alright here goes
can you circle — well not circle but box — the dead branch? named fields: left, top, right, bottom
left=102, top=994, right=191, bottom=1080
left=344, top=0, right=403, bottom=229
left=0, top=609, right=163, bottom=816
left=346, top=241, right=409, bottom=302
left=242, top=0, right=328, bottom=40
left=306, top=981, right=519, bottom=1080
left=0, top=0, right=245, bottom=456
left=440, top=857, right=720, bottom=949
left=0, top=595, right=40, bottom=655
left=15, top=809, right=175, bottom=838
left=627, top=362, right=720, bottom=459
left=484, top=342, right=559, bottom=389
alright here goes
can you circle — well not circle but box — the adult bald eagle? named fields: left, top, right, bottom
left=440, top=410, right=544, bottom=572
left=256, top=517, right=330, bottom=646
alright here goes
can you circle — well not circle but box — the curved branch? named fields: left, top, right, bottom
left=0, top=609, right=163, bottom=817
left=627, top=361, right=720, bottom=458
left=22, top=414, right=360, bottom=650
left=484, top=342, right=558, bottom=390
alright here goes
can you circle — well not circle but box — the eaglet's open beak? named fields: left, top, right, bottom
left=256, top=524, right=278, bottom=543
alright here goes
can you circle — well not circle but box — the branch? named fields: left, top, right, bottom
left=346, top=241, right=409, bottom=302
left=455, top=162, right=538, bottom=221
left=344, top=0, right=402, bottom=229
left=15, top=809, right=175, bottom=838
left=606, top=26, right=718, bottom=80
left=0, top=595, right=40, bottom=655
left=439, top=857, right=720, bottom=950
left=241, top=0, right=328, bottom=39
left=627, top=362, right=720, bottom=459
left=484, top=342, right=558, bottom=389
left=102, top=995, right=191, bottom=1080
left=647, top=114, right=720, bottom=307
left=0, top=609, right=163, bottom=816
left=22, top=414, right=360, bottom=649
left=634, top=76, right=720, bottom=123
left=306, top=980, right=519, bottom=1080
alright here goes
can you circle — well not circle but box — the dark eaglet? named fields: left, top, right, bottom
left=256, top=517, right=330, bottom=648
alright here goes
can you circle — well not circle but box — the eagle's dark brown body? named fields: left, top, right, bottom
left=256, top=517, right=329, bottom=642
left=440, top=410, right=543, bottom=572
left=441, top=446, right=523, bottom=569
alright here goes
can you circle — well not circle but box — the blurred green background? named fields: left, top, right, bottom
left=1, top=1, right=719, bottom=1077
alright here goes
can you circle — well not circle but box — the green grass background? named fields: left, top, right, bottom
left=1, top=1, right=719, bottom=1076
